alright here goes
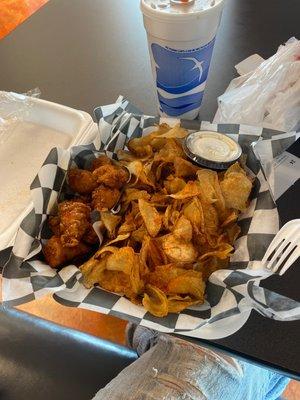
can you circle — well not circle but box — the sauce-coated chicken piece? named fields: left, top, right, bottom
left=92, top=164, right=129, bottom=189
left=43, top=236, right=90, bottom=268
left=68, top=169, right=98, bottom=194
left=59, top=200, right=91, bottom=247
left=92, top=185, right=120, bottom=211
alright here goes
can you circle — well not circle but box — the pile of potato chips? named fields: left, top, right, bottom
left=80, top=124, right=253, bottom=317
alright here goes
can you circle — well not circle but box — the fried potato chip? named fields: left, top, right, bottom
left=106, top=246, right=135, bottom=275
left=183, top=197, right=205, bottom=234
left=195, top=256, right=229, bottom=282
left=123, top=188, right=150, bottom=203
left=154, top=138, right=185, bottom=162
left=172, top=215, right=193, bottom=242
left=159, top=124, right=188, bottom=139
left=118, top=213, right=137, bottom=235
left=142, top=284, right=168, bottom=317
left=224, top=162, right=246, bottom=178
left=162, top=234, right=198, bottom=263
left=80, top=256, right=107, bottom=289
left=105, top=233, right=131, bottom=247
left=94, top=246, right=118, bottom=259
left=130, top=255, right=144, bottom=295
left=167, top=295, right=200, bottom=313
left=203, top=203, right=219, bottom=236
left=140, top=235, right=151, bottom=276
left=226, top=223, right=241, bottom=244
left=196, top=169, right=218, bottom=205
left=164, top=176, right=186, bottom=194
left=220, top=172, right=252, bottom=211
left=167, top=271, right=205, bottom=300
left=138, top=199, right=162, bottom=237
left=98, top=270, right=136, bottom=299
left=148, top=238, right=168, bottom=267
left=146, top=264, right=187, bottom=292
left=221, top=210, right=238, bottom=227
left=131, top=224, right=147, bottom=243
left=126, top=160, right=155, bottom=188
left=169, top=181, right=201, bottom=199
left=173, top=157, right=198, bottom=178
left=198, top=242, right=233, bottom=261
left=100, top=211, right=121, bottom=238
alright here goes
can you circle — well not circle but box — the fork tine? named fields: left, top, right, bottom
left=264, top=226, right=300, bottom=270
left=264, top=239, right=289, bottom=270
left=262, top=220, right=300, bottom=265
left=279, top=246, right=300, bottom=275
left=271, top=242, right=297, bottom=273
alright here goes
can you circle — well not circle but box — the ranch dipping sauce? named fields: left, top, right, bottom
left=184, top=131, right=242, bottom=170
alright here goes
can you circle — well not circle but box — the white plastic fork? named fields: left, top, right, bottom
left=262, top=219, right=300, bottom=275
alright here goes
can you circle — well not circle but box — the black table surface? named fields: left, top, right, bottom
left=0, top=0, right=300, bottom=379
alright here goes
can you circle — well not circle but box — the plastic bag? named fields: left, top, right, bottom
left=0, top=88, right=41, bottom=145
left=214, top=38, right=300, bottom=132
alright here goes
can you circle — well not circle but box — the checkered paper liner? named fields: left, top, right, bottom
left=2, top=98, right=300, bottom=339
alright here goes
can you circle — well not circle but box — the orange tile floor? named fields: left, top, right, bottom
left=0, top=0, right=48, bottom=40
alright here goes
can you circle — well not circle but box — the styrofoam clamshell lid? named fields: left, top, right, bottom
left=0, top=96, right=98, bottom=251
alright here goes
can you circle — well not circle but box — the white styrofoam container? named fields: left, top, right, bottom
left=0, top=96, right=98, bottom=251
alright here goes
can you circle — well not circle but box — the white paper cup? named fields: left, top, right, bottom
left=141, top=0, right=224, bottom=119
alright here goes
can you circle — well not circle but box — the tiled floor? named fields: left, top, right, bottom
left=0, top=0, right=48, bottom=39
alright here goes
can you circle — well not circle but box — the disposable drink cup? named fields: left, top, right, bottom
left=141, top=0, right=224, bottom=119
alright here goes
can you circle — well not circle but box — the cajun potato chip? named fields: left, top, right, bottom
left=226, top=224, right=241, bottom=244
left=224, top=162, right=246, bottom=178
left=123, top=188, right=150, bottom=203
left=131, top=224, right=147, bottom=243
left=183, top=198, right=205, bottom=234
left=106, top=247, right=135, bottom=275
left=195, top=257, right=229, bottom=282
left=98, top=270, right=136, bottom=299
left=130, top=255, right=144, bottom=295
left=167, top=271, right=205, bottom=301
left=172, top=215, right=193, bottom=242
left=199, top=243, right=234, bottom=261
left=197, top=169, right=217, bottom=204
left=154, top=138, right=185, bottom=162
left=164, top=176, right=186, bottom=194
left=173, top=157, right=199, bottom=178
left=100, top=211, right=121, bottom=238
left=138, top=199, right=162, bottom=237
left=80, top=256, right=108, bottom=289
left=146, top=264, right=187, bottom=292
left=169, top=181, right=201, bottom=199
left=161, top=234, right=198, bottom=264
left=142, top=284, right=168, bottom=317
left=159, top=124, right=188, bottom=139
left=167, top=295, right=200, bottom=313
left=220, top=172, right=252, bottom=211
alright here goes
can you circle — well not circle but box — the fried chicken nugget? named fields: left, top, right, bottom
left=90, top=155, right=112, bottom=171
left=68, top=168, right=98, bottom=195
left=43, top=236, right=90, bottom=268
left=59, top=200, right=91, bottom=247
left=92, top=164, right=129, bottom=189
left=92, top=185, right=120, bottom=211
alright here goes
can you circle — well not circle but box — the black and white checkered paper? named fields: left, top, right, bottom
left=2, top=97, right=300, bottom=339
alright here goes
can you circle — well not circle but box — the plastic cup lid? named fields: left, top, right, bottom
left=141, top=0, right=222, bottom=21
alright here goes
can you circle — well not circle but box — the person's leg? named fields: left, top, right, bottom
left=126, top=324, right=290, bottom=400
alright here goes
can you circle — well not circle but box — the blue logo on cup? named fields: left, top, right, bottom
left=151, top=38, right=215, bottom=117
